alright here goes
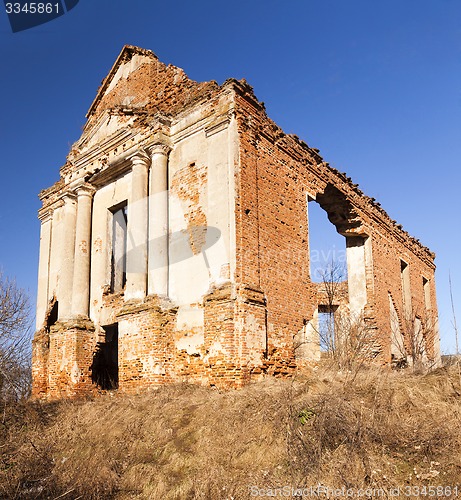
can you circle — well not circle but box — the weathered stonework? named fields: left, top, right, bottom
left=32, top=45, right=440, bottom=399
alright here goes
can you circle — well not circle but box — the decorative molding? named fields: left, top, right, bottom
left=71, top=128, right=135, bottom=171
left=205, top=116, right=231, bottom=137
left=38, top=208, right=53, bottom=223
left=87, top=158, right=131, bottom=188
left=62, top=192, right=77, bottom=204
left=130, top=149, right=151, bottom=167
left=40, top=197, right=65, bottom=217
left=72, top=181, right=96, bottom=198
left=149, top=143, right=171, bottom=157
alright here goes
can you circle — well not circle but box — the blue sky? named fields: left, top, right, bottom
left=0, top=0, right=460, bottom=352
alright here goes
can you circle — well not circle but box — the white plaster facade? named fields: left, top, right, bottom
left=36, top=53, right=238, bottom=339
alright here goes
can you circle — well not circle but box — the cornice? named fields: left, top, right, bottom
left=38, top=179, right=65, bottom=202
left=205, top=114, right=232, bottom=138
left=38, top=197, right=65, bottom=219
left=38, top=207, right=53, bottom=223
left=67, top=128, right=135, bottom=172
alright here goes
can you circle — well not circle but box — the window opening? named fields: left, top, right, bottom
left=318, top=304, right=338, bottom=352
left=91, top=324, right=119, bottom=390
left=400, top=260, right=411, bottom=318
left=423, top=277, right=431, bottom=312
left=307, top=198, right=347, bottom=283
left=110, top=203, right=128, bottom=292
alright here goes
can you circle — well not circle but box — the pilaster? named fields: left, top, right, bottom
left=71, top=183, right=96, bottom=318
left=58, top=193, right=77, bottom=320
left=36, top=209, right=53, bottom=330
left=125, top=152, right=150, bottom=300
left=148, top=143, right=171, bottom=296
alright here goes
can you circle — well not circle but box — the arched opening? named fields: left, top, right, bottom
left=307, top=197, right=347, bottom=284
left=311, top=184, right=369, bottom=317
left=307, top=197, right=347, bottom=355
left=301, top=184, right=371, bottom=360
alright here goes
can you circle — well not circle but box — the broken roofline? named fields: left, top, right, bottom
left=229, top=78, right=436, bottom=265
left=53, top=45, right=435, bottom=265
left=86, top=45, right=159, bottom=119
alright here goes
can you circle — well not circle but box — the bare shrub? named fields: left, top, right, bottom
left=316, top=261, right=378, bottom=372
left=391, top=310, right=438, bottom=373
left=0, top=272, right=32, bottom=402
left=326, top=310, right=379, bottom=372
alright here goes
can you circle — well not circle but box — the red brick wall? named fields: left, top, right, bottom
left=88, top=56, right=219, bottom=126
left=31, top=330, right=49, bottom=398
left=232, top=80, right=438, bottom=366
left=36, top=320, right=96, bottom=399
left=33, top=55, right=439, bottom=399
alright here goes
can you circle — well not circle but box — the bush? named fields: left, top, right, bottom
left=0, top=272, right=32, bottom=402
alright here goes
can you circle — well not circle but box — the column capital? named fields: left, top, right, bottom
left=38, top=208, right=53, bottom=223
left=62, top=191, right=77, bottom=204
left=72, top=181, right=96, bottom=199
left=148, top=143, right=171, bottom=157
left=130, top=150, right=151, bottom=168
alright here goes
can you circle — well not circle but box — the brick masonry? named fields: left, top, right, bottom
left=32, top=46, right=440, bottom=399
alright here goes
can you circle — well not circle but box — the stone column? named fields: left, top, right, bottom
left=48, top=201, right=64, bottom=303
left=58, top=194, right=77, bottom=320
left=36, top=209, right=53, bottom=330
left=125, top=153, right=150, bottom=300
left=148, top=144, right=170, bottom=296
left=71, top=183, right=95, bottom=318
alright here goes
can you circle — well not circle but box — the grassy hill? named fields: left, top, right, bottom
left=1, top=364, right=461, bottom=499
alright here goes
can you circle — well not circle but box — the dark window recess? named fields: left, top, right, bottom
left=91, top=324, right=119, bottom=390
left=110, top=204, right=128, bottom=292
left=45, top=301, right=58, bottom=332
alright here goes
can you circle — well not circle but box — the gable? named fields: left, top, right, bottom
left=86, top=45, right=157, bottom=119
left=84, top=45, right=220, bottom=131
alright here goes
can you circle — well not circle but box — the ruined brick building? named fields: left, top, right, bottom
left=32, top=45, right=440, bottom=398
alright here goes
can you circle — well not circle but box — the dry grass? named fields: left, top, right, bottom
left=1, top=364, right=461, bottom=499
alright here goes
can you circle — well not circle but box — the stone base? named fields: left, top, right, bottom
left=31, top=286, right=300, bottom=399
left=34, top=319, right=97, bottom=399
left=31, top=328, right=50, bottom=399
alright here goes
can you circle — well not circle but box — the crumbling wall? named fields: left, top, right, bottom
left=31, top=329, right=49, bottom=398
left=233, top=80, right=439, bottom=367
left=233, top=90, right=317, bottom=370
left=86, top=46, right=220, bottom=128
left=33, top=47, right=440, bottom=400
left=45, top=320, right=96, bottom=398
